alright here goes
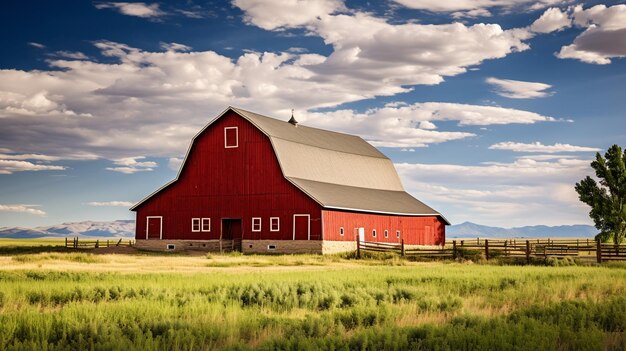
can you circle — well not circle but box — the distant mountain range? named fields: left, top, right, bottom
left=448, top=221, right=597, bottom=238
left=0, top=220, right=135, bottom=239
left=0, top=220, right=598, bottom=239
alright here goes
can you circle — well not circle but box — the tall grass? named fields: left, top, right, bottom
left=0, top=263, right=625, bottom=350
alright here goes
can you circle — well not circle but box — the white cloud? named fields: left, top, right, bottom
left=28, top=42, right=46, bottom=49
left=486, top=77, right=553, bottom=99
left=557, top=4, right=626, bottom=64
left=94, top=2, right=165, bottom=18
left=489, top=141, right=602, bottom=153
left=87, top=201, right=134, bottom=207
left=418, top=121, right=437, bottom=130
left=106, top=156, right=157, bottom=174
left=0, top=204, right=46, bottom=216
left=160, top=42, right=192, bottom=52
left=302, top=103, right=556, bottom=148
left=392, top=0, right=568, bottom=16
left=0, top=160, right=65, bottom=174
left=395, top=157, right=593, bottom=226
left=233, top=0, right=345, bottom=30
left=530, top=7, right=571, bottom=33
left=54, top=51, right=90, bottom=60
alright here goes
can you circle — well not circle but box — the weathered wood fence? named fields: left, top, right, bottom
left=65, top=237, right=135, bottom=249
left=356, top=238, right=626, bottom=263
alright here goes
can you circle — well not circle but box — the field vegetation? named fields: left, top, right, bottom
left=0, top=241, right=625, bottom=350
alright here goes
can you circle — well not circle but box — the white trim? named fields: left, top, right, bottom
left=292, top=214, right=310, bottom=240
left=191, top=218, right=200, bottom=232
left=201, top=218, right=211, bottom=232
left=372, top=229, right=377, bottom=238
left=224, top=126, right=238, bottom=148
left=384, top=230, right=388, bottom=238
left=252, top=217, right=261, bottom=232
left=146, top=216, right=163, bottom=240
left=270, top=217, right=280, bottom=232
left=340, top=227, right=344, bottom=236
left=396, top=230, right=401, bottom=238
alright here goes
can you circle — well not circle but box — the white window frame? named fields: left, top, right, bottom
left=384, top=230, right=389, bottom=238
left=192, top=218, right=200, bottom=232
left=340, top=227, right=344, bottom=236
left=252, top=217, right=261, bottom=232
left=372, top=229, right=377, bottom=238
left=396, top=230, right=401, bottom=238
left=201, top=218, right=211, bottom=232
left=145, top=216, right=163, bottom=240
left=224, top=126, right=238, bottom=148
left=292, top=214, right=311, bottom=240
left=270, top=217, right=280, bottom=232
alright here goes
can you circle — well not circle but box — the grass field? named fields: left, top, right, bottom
left=0, top=242, right=625, bottom=350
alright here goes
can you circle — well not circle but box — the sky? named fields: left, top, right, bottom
left=0, top=0, right=625, bottom=228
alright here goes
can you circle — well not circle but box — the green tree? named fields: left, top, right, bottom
left=575, top=144, right=626, bottom=244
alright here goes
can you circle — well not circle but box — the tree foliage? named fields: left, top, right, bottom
left=575, top=144, right=626, bottom=244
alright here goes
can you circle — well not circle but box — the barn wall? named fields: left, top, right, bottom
left=322, top=210, right=445, bottom=245
left=135, top=110, right=322, bottom=241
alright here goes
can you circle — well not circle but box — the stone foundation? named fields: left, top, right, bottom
left=135, top=239, right=221, bottom=252
left=242, top=240, right=323, bottom=254
left=135, top=239, right=360, bottom=255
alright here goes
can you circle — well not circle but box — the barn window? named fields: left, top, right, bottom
left=224, top=127, right=238, bottom=148
left=372, top=229, right=377, bottom=238
left=191, top=218, right=200, bottom=232
left=396, top=230, right=401, bottom=238
left=270, top=217, right=280, bottom=232
left=252, top=217, right=261, bottom=232
left=340, top=227, right=344, bottom=236
left=201, top=218, right=211, bottom=232
left=384, top=230, right=389, bottom=238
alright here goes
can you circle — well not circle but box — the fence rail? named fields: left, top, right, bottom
left=65, top=237, right=135, bottom=249
left=356, top=237, right=626, bottom=263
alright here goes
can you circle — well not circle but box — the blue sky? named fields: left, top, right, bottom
left=1, top=0, right=625, bottom=228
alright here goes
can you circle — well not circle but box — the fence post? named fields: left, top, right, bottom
left=356, top=236, right=361, bottom=259
left=401, top=239, right=405, bottom=257
left=95, top=240, right=99, bottom=248
left=477, top=237, right=480, bottom=245
left=453, top=240, right=457, bottom=260
left=74, top=237, right=77, bottom=249
left=596, top=239, right=602, bottom=264
left=65, top=237, right=68, bottom=248
left=504, top=240, right=508, bottom=256
left=107, top=240, right=109, bottom=248
left=525, top=240, right=530, bottom=264
left=460, top=240, right=464, bottom=247
left=485, top=239, right=489, bottom=260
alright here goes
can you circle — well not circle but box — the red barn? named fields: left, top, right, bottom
left=130, top=107, right=449, bottom=253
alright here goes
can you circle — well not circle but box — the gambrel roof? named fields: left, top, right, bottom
left=131, top=106, right=449, bottom=224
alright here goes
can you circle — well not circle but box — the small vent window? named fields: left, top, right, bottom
left=372, top=229, right=377, bottom=238
left=340, top=227, right=344, bottom=236
left=384, top=230, right=389, bottom=238
left=396, top=230, right=401, bottom=238
left=224, top=127, right=238, bottom=148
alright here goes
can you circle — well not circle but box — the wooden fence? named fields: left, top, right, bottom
left=65, top=237, right=135, bottom=249
left=355, top=238, right=626, bottom=263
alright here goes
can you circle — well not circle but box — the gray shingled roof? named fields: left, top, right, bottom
left=131, top=106, right=449, bottom=224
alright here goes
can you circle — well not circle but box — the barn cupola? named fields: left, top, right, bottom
left=288, top=109, right=298, bottom=126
